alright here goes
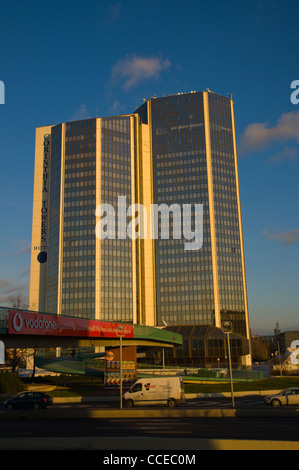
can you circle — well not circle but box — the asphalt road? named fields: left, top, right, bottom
left=0, top=394, right=266, bottom=411
left=0, top=394, right=293, bottom=414
left=0, top=415, right=298, bottom=441
left=0, top=396, right=298, bottom=450
left=50, top=395, right=271, bottom=409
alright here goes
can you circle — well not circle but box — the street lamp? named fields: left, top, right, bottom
left=116, top=324, right=126, bottom=409
left=221, top=321, right=235, bottom=408
left=277, top=341, right=282, bottom=377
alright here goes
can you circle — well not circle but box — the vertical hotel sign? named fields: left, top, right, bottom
left=37, top=134, right=50, bottom=263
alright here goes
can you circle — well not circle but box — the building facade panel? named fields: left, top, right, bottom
left=60, top=118, right=96, bottom=319
left=46, top=124, right=62, bottom=314
left=208, top=93, right=248, bottom=337
left=29, top=126, right=53, bottom=312
left=148, top=92, right=215, bottom=327
left=100, top=116, right=134, bottom=322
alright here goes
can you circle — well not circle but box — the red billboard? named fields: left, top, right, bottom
left=8, top=310, right=134, bottom=338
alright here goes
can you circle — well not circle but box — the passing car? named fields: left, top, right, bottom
left=4, top=391, right=52, bottom=410
left=264, top=388, right=299, bottom=407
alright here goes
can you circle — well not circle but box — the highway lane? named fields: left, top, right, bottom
left=47, top=395, right=267, bottom=409
left=0, top=395, right=265, bottom=412
left=0, top=416, right=298, bottom=441
left=0, top=394, right=286, bottom=417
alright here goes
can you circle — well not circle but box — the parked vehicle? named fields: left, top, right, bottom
left=123, top=376, right=185, bottom=408
left=264, top=388, right=299, bottom=407
left=4, top=391, right=52, bottom=410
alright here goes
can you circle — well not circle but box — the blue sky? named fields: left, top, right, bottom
left=0, top=0, right=298, bottom=335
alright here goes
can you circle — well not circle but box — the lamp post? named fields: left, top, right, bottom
left=222, top=321, right=235, bottom=408
left=117, top=324, right=126, bottom=409
left=277, top=341, right=282, bottom=377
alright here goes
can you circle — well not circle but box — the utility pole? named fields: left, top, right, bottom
left=117, top=325, right=126, bottom=409
left=222, top=321, right=235, bottom=408
left=277, top=341, right=282, bottom=377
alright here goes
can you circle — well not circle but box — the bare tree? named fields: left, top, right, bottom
left=5, top=294, right=31, bottom=375
left=8, top=293, right=28, bottom=310
left=6, top=348, right=28, bottom=373
left=252, top=336, right=271, bottom=362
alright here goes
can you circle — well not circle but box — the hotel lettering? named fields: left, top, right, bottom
left=35, top=134, right=50, bottom=263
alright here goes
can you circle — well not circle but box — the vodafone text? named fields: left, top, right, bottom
left=11, top=311, right=56, bottom=332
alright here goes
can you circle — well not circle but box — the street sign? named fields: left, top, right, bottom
left=221, top=321, right=233, bottom=334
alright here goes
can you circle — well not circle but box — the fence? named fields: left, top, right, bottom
left=138, top=367, right=264, bottom=382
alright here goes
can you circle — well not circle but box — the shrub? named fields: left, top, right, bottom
left=0, top=373, right=24, bottom=394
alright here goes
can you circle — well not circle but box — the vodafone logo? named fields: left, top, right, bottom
left=8, top=310, right=134, bottom=339
left=9, top=311, right=57, bottom=334
left=12, top=312, right=23, bottom=332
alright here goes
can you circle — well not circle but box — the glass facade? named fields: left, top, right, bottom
left=208, top=93, right=247, bottom=336
left=140, top=91, right=248, bottom=336
left=61, top=118, right=96, bottom=319
left=43, top=117, right=134, bottom=322
left=100, top=116, right=133, bottom=322
left=163, top=325, right=247, bottom=367
left=150, top=93, right=215, bottom=327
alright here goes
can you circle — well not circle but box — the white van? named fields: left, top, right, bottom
left=123, top=376, right=185, bottom=408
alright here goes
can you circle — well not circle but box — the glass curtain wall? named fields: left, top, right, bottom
left=151, top=93, right=215, bottom=326
left=208, top=93, right=247, bottom=336
left=61, top=119, right=96, bottom=319
left=100, top=116, right=133, bottom=322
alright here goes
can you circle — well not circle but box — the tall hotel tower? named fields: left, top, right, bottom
left=30, top=90, right=251, bottom=362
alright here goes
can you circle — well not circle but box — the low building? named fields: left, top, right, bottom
left=157, top=325, right=250, bottom=368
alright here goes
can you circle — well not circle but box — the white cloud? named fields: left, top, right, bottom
left=239, top=111, right=299, bottom=154
left=0, top=279, right=13, bottom=290
left=11, top=240, right=31, bottom=256
left=109, top=2, right=121, bottom=23
left=0, top=278, right=29, bottom=306
left=111, top=54, right=171, bottom=89
left=256, top=0, right=278, bottom=23
left=267, top=146, right=298, bottom=165
left=0, top=279, right=29, bottom=295
left=70, top=104, right=90, bottom=121
left=109, top=100, right=125, bottom=114
left=263, top=228, right=299, bottom=246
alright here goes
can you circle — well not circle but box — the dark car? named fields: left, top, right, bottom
left=4, top=391, right=52, bottom=410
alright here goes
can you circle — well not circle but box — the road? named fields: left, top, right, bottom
left=0, top=414, right=298, bottom=441
left=0, top=394, right=267, bottom=412
left=48, top=394, right=275, bottom=409
left=0, top=396, right=298, bottom=450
